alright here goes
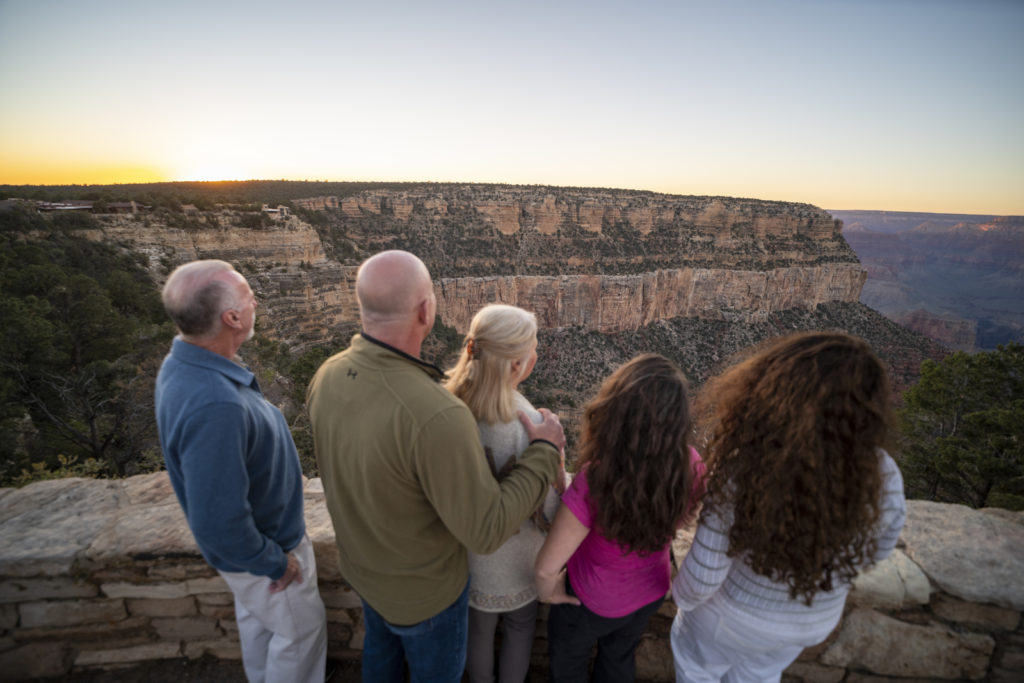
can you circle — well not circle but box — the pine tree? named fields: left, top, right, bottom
left=898, top=343, right=1024, bottom=509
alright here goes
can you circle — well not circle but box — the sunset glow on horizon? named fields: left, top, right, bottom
left=1, top=0, right=1022, bottom=215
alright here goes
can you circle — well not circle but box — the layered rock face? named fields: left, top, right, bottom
left=77, top=215, right=360, bottom=344
left=310, top=186, right=856, bottom=275
left=77, top=215, right=327, bottom=269
left=319, top=186, right=842, bottom=242
left=437, top=264, right=864, bottom=333
left=84, top=187, right=865, bottom=341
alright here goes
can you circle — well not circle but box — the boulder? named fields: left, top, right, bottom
left=901, top=500, right=1024, bottom=610
left=848, top=549, right=931, bottom=609
left=0, top=479, right=123, bottom=576
left=821, top=608, right=994, bottom=680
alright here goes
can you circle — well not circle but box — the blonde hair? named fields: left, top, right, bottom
left=445, top=304, right=538, bottom=424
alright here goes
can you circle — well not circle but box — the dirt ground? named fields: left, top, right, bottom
left=59, top=655, right=666, bottom=681
left=60, top=655, right=361, bottom=682
left=57, top=656, right=571, bottom=682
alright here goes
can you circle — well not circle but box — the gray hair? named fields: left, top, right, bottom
left=162, top=260, right=243, bottom=338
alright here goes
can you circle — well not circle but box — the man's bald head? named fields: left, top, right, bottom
left=356, top=251, right=434, bottom=326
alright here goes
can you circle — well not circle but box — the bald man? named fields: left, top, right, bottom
left=155, top=260, right=327, bottom=683
left=307, top=251, right=565, bottom=682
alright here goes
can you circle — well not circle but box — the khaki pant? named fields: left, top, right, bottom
left=218, top=535, right=327, bottom=683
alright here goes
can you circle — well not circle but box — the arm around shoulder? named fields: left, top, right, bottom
left=416, top=405, right=560, bottom=555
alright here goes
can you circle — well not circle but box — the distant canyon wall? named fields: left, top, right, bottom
left=295, top=187, right=858, bottom=276
left=295, top=187, right=842, bottom=241
left=893, top=310, right=978, bottom=352
left=80, top=187, right=865, bottom=341
left=835, top=210, right=1024, bottom=350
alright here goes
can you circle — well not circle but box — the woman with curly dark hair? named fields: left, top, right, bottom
left=535, top=354, right=706, bottom=682
left=671, top=332, right=907, bottom=683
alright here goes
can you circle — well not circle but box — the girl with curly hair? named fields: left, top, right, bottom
left=671, top=332, right=907, bottom=683
left=445, top=304, right=566, bottom=683
left=535, top=354, right=706, bottom=682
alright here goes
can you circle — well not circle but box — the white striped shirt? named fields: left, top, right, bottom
left=672, top=450, right=906, bottom=633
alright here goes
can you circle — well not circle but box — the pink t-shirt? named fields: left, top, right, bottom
left=563, top=446, right=706, bottom=618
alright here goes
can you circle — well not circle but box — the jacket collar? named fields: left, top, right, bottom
left=357, top=332, right=446, bottom=382
left=170, top=336, right=258, bottom=390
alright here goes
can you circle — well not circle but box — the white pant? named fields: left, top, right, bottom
left=218, top=535, right=327, bottom=683
left=671, top=602, right=816, bottom=683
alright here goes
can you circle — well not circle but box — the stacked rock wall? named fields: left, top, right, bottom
left=2, top=474, right=1020, bottom=681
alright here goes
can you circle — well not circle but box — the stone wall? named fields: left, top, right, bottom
left=1, top=474, right=1021, bottom=681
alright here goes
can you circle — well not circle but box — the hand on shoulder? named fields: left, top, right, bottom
left=518, top=408, right=566, bottom=452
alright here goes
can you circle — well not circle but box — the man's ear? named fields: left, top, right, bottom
left=222, top=309, right=240, bottom=330
left=416, top=298, right=431, bottom=325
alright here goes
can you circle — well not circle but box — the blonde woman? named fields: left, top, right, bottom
left=446, top=304, right=565, bottom=683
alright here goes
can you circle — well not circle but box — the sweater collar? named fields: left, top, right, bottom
left=170, top=336, right=258, bottom=390
left=357, top=331, right=446, bottom=382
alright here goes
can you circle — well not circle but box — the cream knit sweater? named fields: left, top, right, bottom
left=468, top=392, right=562, bottom=612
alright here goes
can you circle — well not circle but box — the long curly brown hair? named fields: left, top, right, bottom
left=696, top=332, right=891, bottom=604
left=577, top=354, right=698, bottom=555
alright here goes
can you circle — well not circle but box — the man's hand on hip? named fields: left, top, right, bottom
left=268, top=552, right=303, bottom=593
left=519, top=408, right=566, bottom=452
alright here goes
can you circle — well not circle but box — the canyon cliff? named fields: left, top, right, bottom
left=91, top=186, right=863, bottom=336
left=76, top=185, right=944, bottom=402
left=300, top=186, right=858, bottom=277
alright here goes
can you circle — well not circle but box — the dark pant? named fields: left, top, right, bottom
left=360, top=581, right=469, bottom=683
left=466, top=601, right=538, bottom=683
left=547, top=576, right=664, bottom=683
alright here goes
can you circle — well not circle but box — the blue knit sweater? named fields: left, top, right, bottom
left=155, top=337, right=305, bottom=580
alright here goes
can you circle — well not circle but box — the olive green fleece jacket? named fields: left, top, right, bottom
left=307, top=333, right=560, bottom=625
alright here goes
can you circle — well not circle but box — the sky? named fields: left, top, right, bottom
left=0, top=0, right=1021, bottom=214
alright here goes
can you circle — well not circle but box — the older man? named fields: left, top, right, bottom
left=307, top=250, right=564, bottom=682
left=155, top=259, right=326, bottom=683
